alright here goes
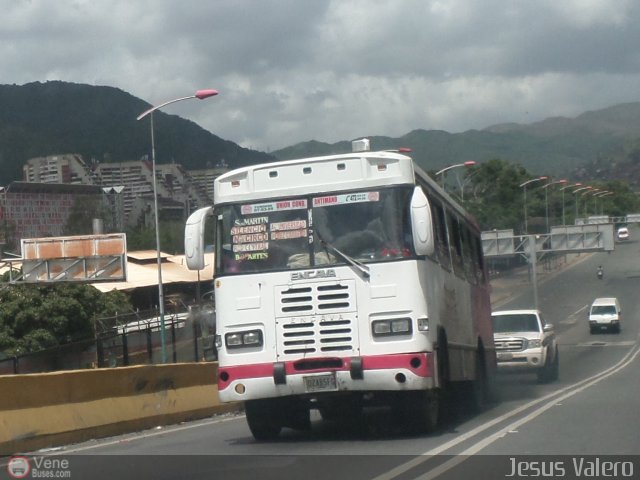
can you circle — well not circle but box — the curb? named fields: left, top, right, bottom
left=0, top=363, right=240, bottom=456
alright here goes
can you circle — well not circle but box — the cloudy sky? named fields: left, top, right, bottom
left=2, top=0, right=640, bottom=152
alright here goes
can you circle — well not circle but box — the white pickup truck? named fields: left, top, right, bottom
left=491, top=309, right=559, bottom=383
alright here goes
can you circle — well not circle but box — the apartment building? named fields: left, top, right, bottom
left=21, top=155, right=228, bottom=228
left=23, top=154, right=96, bottom=185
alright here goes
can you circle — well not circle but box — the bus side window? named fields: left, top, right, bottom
left=471, top=234, right=486, bottom=284
left=460, top=225, right=476, bottom=284
left=430, top=200, right=450, bottom=269
left=446, top=213, right=464, bottom=278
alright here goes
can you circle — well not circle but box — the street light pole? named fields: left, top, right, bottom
left=541, top=179, right=567, bottom=232
left=560, top=183, right=581, bottom=225
left=435, top=161, right=476, bottom=190
left=578, top=187, right=594, bottom=218
left=519, top=176, right=548, bottom=234
left=572, top=186, right=592, bottom=220
left=597, top=191, right=614, bottom=215
left=137, top=89, right=218, bottom=363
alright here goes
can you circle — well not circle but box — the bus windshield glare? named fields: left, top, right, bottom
left=218, top=186, right=415, bottom=274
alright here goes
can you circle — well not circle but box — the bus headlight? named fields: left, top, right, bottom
left=225, top=330, right=264, bottom=349
left=372, top=318, right=412, bottom=337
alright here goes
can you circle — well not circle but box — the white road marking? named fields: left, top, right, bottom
left=560, top=304, right=588, bottom=325
left=373, top=341, right=640, bottom=480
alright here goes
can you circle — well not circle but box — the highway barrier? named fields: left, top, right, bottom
left=0, top=362, right=238, bottom=455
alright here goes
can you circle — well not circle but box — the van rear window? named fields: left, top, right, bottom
left=591, top=305, right=616, bottom=315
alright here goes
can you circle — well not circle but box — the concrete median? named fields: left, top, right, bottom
left=0, top=362, right=239, bottom=455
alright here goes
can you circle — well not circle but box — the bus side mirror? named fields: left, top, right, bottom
left=410, top=187, right=434, bottom=256
left=185, top=206, right=214, bottom=270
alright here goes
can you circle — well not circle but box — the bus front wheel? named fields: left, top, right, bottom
left=245, top=399, right=282, bottom=441
left=408, top=390, right=441, bottom=433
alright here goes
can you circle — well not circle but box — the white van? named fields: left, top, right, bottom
left=588, top=297, right=621, bottom=334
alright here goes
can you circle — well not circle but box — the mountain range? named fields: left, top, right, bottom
left=0, top=81, right=274, bottom=184
left=1, top=81, right=640, bottom=184
left=272, top=104, right=640, bottom=177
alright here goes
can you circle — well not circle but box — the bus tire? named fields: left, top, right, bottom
left=416, top=390, right=440, bottom=433
left=245, top=399, right=282, bottom=441
left=436, top=329, right=452, bottom=423
left=469, top=346, right=489, bottom=413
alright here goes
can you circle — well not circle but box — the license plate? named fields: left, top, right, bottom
left=304, top=373, right=337, bottom=393
left=497, top=352, right=513, bottom=361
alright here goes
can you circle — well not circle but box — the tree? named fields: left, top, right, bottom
left=463, top=159, right=531, bottom=232
left=0, top=283, right=132, bottom=356
left=64, top=194, right=111, bottom=235
left=125, top=219, right=187, bottom=254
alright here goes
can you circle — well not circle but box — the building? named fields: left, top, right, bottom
left=23, top=154, right=97, bottom=185
left=22, top=155, right=228, bottom=227
left=0, top=182, right=103, bottom=250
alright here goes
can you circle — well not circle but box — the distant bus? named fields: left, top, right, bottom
left=185, top=139, right=495, bottom=440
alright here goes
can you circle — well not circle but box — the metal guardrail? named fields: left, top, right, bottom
left=482, top=224, right=614, bottom=258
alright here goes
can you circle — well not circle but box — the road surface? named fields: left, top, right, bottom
left=4, top=234, right=640, bottom=480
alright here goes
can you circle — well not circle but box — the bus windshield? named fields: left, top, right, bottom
left=217, top=186, right=415, bottom=274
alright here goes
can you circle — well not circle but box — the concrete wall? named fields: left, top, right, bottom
left=0, top=362, right=238, bottom=455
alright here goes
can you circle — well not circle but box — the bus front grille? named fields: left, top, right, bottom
left=275, top=279, right=357, bottom=358
left=278, top=317, right=355, bottom=356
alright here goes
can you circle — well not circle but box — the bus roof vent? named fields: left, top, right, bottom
left=352, top=138, right=370, bottom=153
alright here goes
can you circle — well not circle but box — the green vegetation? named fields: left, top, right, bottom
left=0, top=81, right=274, bottom=185
left=443, top=159, right=640, bottom=233
left=125, top=220, right=187, bottom=254
left=0, top=282, right=131, bottom=356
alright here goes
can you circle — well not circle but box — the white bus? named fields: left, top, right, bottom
left=185, top=140, right=495, bottom=440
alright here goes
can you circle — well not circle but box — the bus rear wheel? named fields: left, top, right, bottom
left=469, top=348, right=490, bottom=413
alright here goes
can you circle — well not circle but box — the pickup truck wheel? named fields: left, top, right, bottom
left=245, top=399, right=282, bottom=441
left=537, top=348, right=557, bottom=384
left=549, top=348, right=559, bottom=382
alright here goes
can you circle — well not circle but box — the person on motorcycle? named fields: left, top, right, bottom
left=597, top=265, right=604, bottom=279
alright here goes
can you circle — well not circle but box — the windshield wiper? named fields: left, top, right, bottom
left=316, top=232, right=370, bottom=279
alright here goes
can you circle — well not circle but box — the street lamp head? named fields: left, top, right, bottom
left=463, top=161, right=476, bottom=167
left=519, top=176, right=548, bottom=188
left=137, top=89, right=219, bottom=121
left=195, top=89, right=219, bottom=99
left=560, top=181, right=580, bottom=191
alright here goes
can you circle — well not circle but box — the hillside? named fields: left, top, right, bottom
left=273, top=104, right=640, bottom=176
left=2, top=81, right=640, bottom=183
left=0, top=81, right=274, bottom=184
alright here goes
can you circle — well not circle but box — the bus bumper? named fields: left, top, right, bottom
left=217, top=352, right=434, bottom=402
